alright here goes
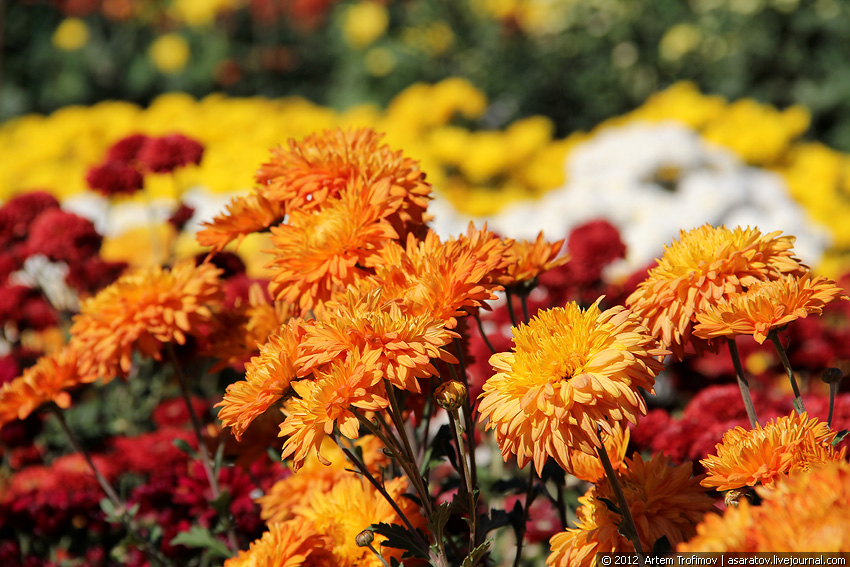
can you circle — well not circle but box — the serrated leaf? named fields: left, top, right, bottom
left=429, top=501, right=452, bottom=544
left=461, top=539, right=492, bottom=567
left=370, top=522, right=429, bottom=560
left=833, top=430, right=849, bottom=446
left=170, top=526, right=231, bottom=558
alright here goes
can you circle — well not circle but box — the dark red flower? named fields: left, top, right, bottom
left=86, top=160, right=145, bottom=197
left=25, top=209, right=101, bottom=263
left=66, top=257, right=126, bottom=295
left=106, top=134, right=151, bottom=163
left=151, top=397, right=209, bottom=429
left=137, top=134, right=204, bottom=174
left=168, top=202, right=195, bottom=231
left=0, top=191, right=60, bottom=248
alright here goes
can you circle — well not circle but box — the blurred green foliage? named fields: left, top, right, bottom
left=4, top=0, right=850, bottom=149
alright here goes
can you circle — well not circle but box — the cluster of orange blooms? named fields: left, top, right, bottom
left=2, top=126, right=850, bottom=564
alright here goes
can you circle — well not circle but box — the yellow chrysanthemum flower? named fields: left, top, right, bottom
left=694, top=273, right=847, bottom=344
left=568, top=423, right=630, bottom=484
left=52, top=18, right=90, bottom=51
left=547, top=453, right=716, bottom=567
left=223, top=519, right=332, bottom=567
left=626, top=224, right=808, bottom=360
left=70, top=260, right=224, bottom=382
left=681, top=460, right=850, bottom=552
left=700, top=412, right=846, bottom=491
left=258, top=436, right=388, bottom=524
left=295, top=475, right=425, bottom=567
left=342, top=1, right=389, bottom=49
left=478, top=299, right=667, bottom=475
left=149, top=34, right=191, bottom=74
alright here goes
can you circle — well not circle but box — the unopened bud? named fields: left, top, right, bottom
left=724, top=487, right=756, bottom=508
left=435, top=380, right=468, bottom=411
left=355, top=529, right=374, bottom=547
left=821, top=367, right=844, bottom=385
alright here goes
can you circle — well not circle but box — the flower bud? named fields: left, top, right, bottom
left=724, top=487, right=757, bottom=508
left=821, top=367, right=844, bottom=385
left=435, top=380, right=468, bottom=411
left=355, top=529, right=374, bottom=547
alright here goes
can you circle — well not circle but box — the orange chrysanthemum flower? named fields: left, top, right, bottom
left=369, top=226, right=511, bottom=329
left=216, top=320, right=305, bottom=441
left=500, top=232, right=568, bottom=287
left=279, top=350, right=388, bottom=470
left=700, top=412, right=846, bottom=491
left=0, top=346, right=87, bottom=428
left=196, top=191, right=284, bottom=254
left=204, top=283, right=294, bottom=371
left=266, top=177, right=400, bottom=314
left=681, top=460, right=850, bottom=552
left=70, top=260, right=224, bottom=382
left=569, top=423, right=630, bottom=483
left=626, top=225, right=807, bottom=359
left=258, top=436, right=388, bottom=524
left=478, top=299, right=667, bottom=475
left=694, top=273, right=848, bottom=344
left=294, top=475, right=426, bottom=567
left=298, top=289, right=458, bottom=393
left=257, top=127, right=432, bottom=233
left=547, top=453, right=716, bottom=567
left=223, top=520, right=332, bottom=567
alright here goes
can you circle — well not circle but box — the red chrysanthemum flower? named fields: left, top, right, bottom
left=26, top=209, right=102, bottom=263
left=85, top=160, right=145, bottom=197
left=105, top=133, right=151, bottom=163
left=137, top=134, right=204, bottom=173
left=0, top=191, right=60, bottom=248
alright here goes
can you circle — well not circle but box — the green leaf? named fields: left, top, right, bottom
left=213, top=441, right=226, bottom=480
left=479, top=508, right=515, bottom=535
left=429, top=501, right=452, bottom=544
left=833, top=430, right=849, bottom=447
left=170, top=526, right=231, bottom=559
left=370, top=523, right=430, bottom=560
left=461, top=539, right=492, bottom=567
left=172, top=438, right=197, bottom=457
left=211, top=488, right=232, bottom=517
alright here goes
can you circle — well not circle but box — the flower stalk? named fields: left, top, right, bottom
left=596, top=426, right=644, bottom=558
left=726, top=338, right=759, bottom=428
left=768, top=330, right=805, bottom=415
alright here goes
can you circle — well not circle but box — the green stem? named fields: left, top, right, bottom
left=504, top=290, right=519, bottom=328
left=829, top=382, right=837, bottom=428
left=366, top=542, right=393, bottom=567
left=768, top=330, right=805, bottom=415
left=596, top=427, right=644, bottom=558
left=49, top=405, right=173, bottom=567
left=727, top=338, right=759, bottom=428
left=448, top=408, right=478, bottom=550
left=453, top=339, right=479, bottom=493
left=166, top=345, right=238, bottom=554
left=519, top=291, right=530, bottom=323
left=334, top=436, right=426, bottom=547
left=512, top=467, right=537, bottom=567
left=473, top=313, right=497, bottom=355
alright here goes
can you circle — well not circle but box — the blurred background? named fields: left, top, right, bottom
left=3, top=0, right=850, bottom=276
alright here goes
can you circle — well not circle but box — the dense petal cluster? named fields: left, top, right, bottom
left=266, top=178, right=400, bottom=313
left=216, top=320, right=304, bottom=441
left=0, top=346, right=86, bottom=428
left=279, top=350, right=388, bottom=470
left=627, top=225, right=808, bottom=359
left=299, top=288, right=458, bottom=393
left=694, top=273, right=847, bottom=344
left=257, top=127, right=432, bottom=229
left=700, top=412, right=845, bottom=491
left=223, top=520, right=332, bottom=567
left=70, top=260, right=224, bottom=382
left=369, top=225, right=510, bottom=328
left=568, top=422, right=630, bottom=483
left=500, top=231, right=568, bottom=287
left=196, top=192, right=284, bottom=253
left=478, top=299, right=666, bottom=475
left=681, top=460, right=850, bottom=552
left=547, top=453, right=716, bottom=567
